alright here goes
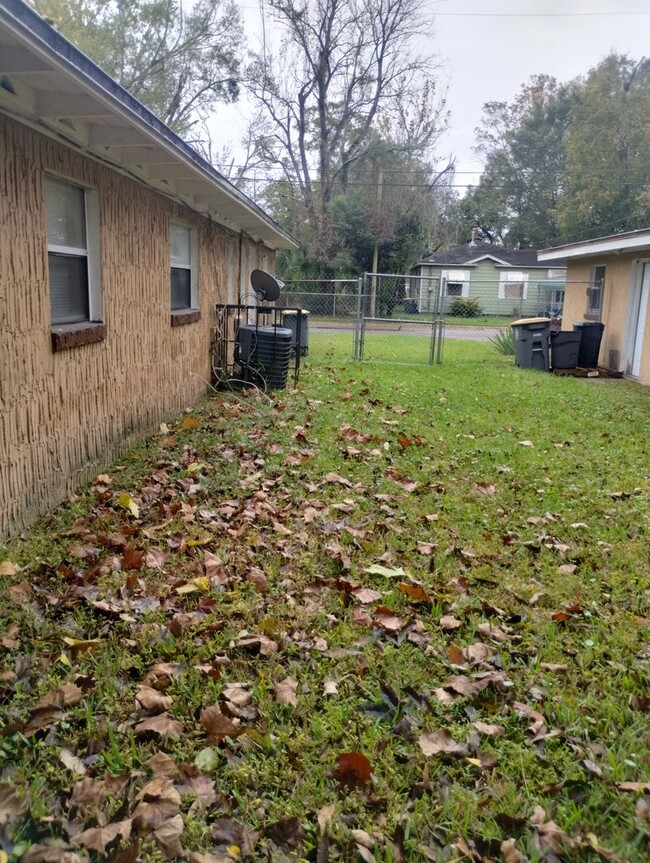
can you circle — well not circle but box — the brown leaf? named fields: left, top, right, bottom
left=317, top=803, right=336, bottom=837
left=501, top=838, right=525, bottom=863
left=439, top=615, right=462, bottom=630
left=352, top=588, right=382, bottom=604
left=617, top=782, right=650, bottom=793
left=24, top=683, right=85, bottom=736
left=398, top=583, right=431, bottom=604
left=540, top=662, right=569, bottom=673
left=446, top=646, right=467, bottom=667
left=374, top=605, right=403, bottom=631
left=145, top=548, right=167, bottom=569
left=68, top=777, right=108, bottom=809
left=0, top=782, right=27, bottom=823
left=174, top=767, right=217, bottom=809
left=180, top=415, right=199, bottom=429
left=236, top=634, right=279, bottom=656
left=122, top=543, right=144, bottom=570
left=145, top=752, right=178, bottom=776
left=223, top=683, right=253, bottom=708
left=0, top=560, right=20, bottom=576
left=200, top=705, right=240, bottom=742
left=154, top=814, right=185, bottom=859
left=21, top=842, right=86, bottom=863
left=211, top=817, right=258, bottom=857
left=443, top=674, right=495, bottom=698
left=268, top=816, right=306, bottom=848
left=132, top=778, right=181, bottom=828
left=72, top=819, right=132, bottom=853
left=324, top=472, right=353, bottom=487
left=135, top=712, right=183, bottom=739
left=530, top=806, right=573, bottom=854
left=513, top=701, right=546, bottom=736
left=189, top=854, right=232, bottom=863
left=418, top=730, right=468, bottom=758
left=59, top=748, right=87, bottom=776
left=473, top=721, right=505, bottom=737
left=334, top=751, right=372, bottom=787
left=275, top=676, right=298, bottom=706
left=136, top=685, right=173, bottom=714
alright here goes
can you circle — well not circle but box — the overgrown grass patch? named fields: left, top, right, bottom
left=1, top=343, right=649, bottom=862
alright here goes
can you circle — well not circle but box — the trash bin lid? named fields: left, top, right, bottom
left=282, top=309, right=310, bottom=316
left=511, top=317, right=551, bottom=327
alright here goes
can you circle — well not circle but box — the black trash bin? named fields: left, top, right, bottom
left=511, top=318, right=551, bottom=371
left=573, top=321, right=605, bottom=368
left=550, top=331, right=582, bottom=370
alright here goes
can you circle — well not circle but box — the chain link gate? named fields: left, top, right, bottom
left=356, top=272, right=446, bottom=365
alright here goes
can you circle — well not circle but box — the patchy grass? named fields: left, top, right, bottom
left=1, top=343, right=650, bottom=863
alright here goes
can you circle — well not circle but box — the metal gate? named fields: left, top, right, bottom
left=275, top=274, right=445, bottom=365
left=356, top=272, right=445, bottom=365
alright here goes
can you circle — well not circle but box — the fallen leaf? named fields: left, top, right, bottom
left=145, top=752, right=178, bottom=776
left=268, top=816, right=305, bottom=848
left=364, top=564, right=405, bottom=578
left=275, top=676, right=298, bottom=706
left=68, top=777, right=108, bottom=809
left=0, top=560, right=20, bottom=576
left=180, top=415, right=199, bottom=429
left=21, top=842, right=86, bottom=863
left=373, top=606, right=403, bottom=631
left=200, top=705, right=240, bottom=742
left=473, top=721, right=505, bottom=737
left=324, top=472, right=353, bottom=487
left=318, top=803, right=336, bottom=836
left=0, top=783, right=27, bottom=823
left=500, top=838, right=525, bottom=863
left=136, top=685, right=173, bottom=714
left=513, top=701, right=546, bottom=735
left=135, top=712, right=183, bottom=739
left=530, top=806, right=573, bottom=855
left=223, top=683, right=253, bottom=708
left=519, top=440, right=534, bottom=447
left=118, top=493, right=140, bottom=518
left=154, top=814, right=185, bottom=859
left=439, top=615, right=462, bottom=631
left=59, top=748, right=87, bottom=776
left=398, top=583, right=431, bottom=603
left=419, top=729, right=468, bottom=757
left=132, top=778, right=181, bottom=828
left=617, top=782, right=650, bottom=793
left=351, top=830, right=374, bottom=849
left=352, top=587, right=383, bottom=604
left=334, top=751, right=372, bottom=787
left=72, top=820, right=132, bottom=854
left=146, top=548, right=167, bottom=569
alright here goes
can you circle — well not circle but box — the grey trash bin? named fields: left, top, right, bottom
left=511, top=317, right=551, bottom=371
left=281, top=309, right=309, bottom=356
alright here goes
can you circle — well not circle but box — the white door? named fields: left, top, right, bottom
left=630, top=264, right=650, bottom=377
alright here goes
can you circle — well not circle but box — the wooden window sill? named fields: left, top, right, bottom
left=171, top=309, right=200, bottom=327
left=51, top=322, right=106, bottom=352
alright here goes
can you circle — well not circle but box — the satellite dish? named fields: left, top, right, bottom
left=250, top=269, right=282, bottom=302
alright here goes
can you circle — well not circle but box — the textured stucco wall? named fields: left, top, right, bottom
left=562, top=252, right=650, bottom=382
left=0, top=114, right=274, bottom=538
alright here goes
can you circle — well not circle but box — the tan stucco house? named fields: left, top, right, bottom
left=538, top=229, right=650, bottom=384
left=0, top=0, right=296, bottom=538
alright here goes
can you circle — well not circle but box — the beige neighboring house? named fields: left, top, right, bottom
left=538, top=229, right=650, bottom=384
left=0, top=0, right=296, bottom=538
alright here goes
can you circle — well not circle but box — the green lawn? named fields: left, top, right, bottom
left=1, top=345, right=649, bottom=862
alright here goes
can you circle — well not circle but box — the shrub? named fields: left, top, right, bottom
left=489, top=327, right=515, bottom=356
left=449, top=297, right=482, bottom=318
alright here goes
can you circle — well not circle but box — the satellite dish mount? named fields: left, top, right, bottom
left=250, top=269, right=282, bottom=302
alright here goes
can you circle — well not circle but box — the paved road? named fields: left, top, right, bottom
left=444, top=326, right=500, bottom=341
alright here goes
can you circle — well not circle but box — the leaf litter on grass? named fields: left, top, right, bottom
left=1, top=351, right=650, bottom=861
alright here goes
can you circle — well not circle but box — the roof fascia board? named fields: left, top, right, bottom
left=538, top=234, right=650, bottom=261
left=0, top=0, right=296, bottom=250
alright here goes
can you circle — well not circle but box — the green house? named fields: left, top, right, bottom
left=410, top=236, right=566, bottom=318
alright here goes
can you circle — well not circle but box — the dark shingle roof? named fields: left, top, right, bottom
left=419, top=242, right=553, bottom=268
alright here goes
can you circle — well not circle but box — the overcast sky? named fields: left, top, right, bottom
left=215, top=0, right=650, bottom=190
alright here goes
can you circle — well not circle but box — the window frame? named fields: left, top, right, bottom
left=498, top=270, right=529, bottom=301
left=45, top=174, right=102, bottom=328
left=441, top=269, right=470, bottom=298
left=587, top=264, right=606, bottom=318
left=170, top=221, right=198, bottom=313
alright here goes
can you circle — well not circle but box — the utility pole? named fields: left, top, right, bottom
left=370, top=167, right=384, bottom=317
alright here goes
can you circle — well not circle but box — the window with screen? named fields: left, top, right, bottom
left=171, top=222, right=196, bottom=310
left=588, top=265, right=605, bottom=316
left=45, top=177, right=90, bottom=324
left=498, top=271, right=528, bottom=300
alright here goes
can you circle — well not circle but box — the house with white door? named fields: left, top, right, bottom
left=538, top=228, right=650, bottom=383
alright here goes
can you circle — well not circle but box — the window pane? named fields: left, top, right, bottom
left=49, top=253, right=89, bottom=324
left=45, top=178, right=86, bottom=249
left=447, top=283, right=463, bottom=296
left=504, top=283, right=523, bottom=300
left=171, top=267, right=191, bottom=309
left=171, top=223, right=191, bottom=266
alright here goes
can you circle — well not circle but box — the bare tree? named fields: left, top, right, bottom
left=246, top=0, right=448, bottom=223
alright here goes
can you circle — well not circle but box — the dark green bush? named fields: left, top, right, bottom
left=448, top=297, right=483, bottom=318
